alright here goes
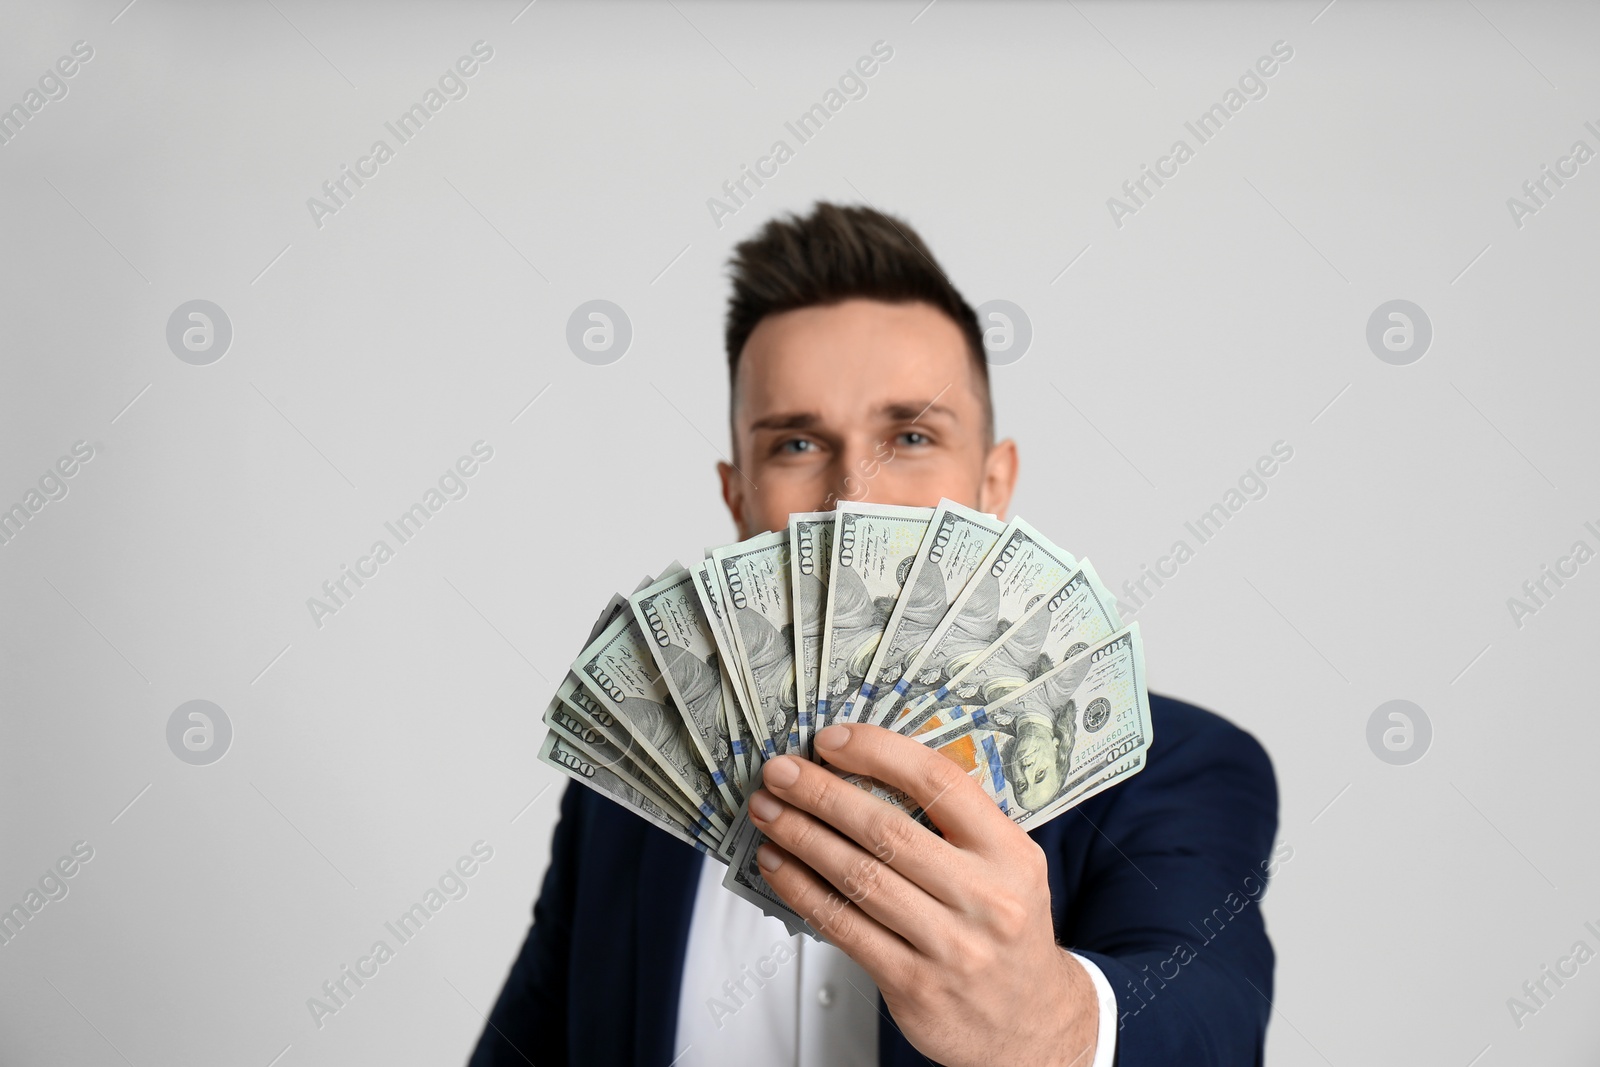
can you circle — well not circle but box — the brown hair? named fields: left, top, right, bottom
left=724, top=202, right=992, bottom=440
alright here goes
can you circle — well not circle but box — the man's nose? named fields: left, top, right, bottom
left=829, top=438, right=887, bottom=505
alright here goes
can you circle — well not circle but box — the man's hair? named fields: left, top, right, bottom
left=723, top=202, right=993, bottom=441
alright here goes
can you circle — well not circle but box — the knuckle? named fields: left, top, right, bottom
left=988, top=895, right=1030, bottom=941
left=918, top=756, right=965, bottom=802
left=798, top=771, right=836, bottom=815
left=1018, top=835, right=1049, bottom=880
left=844, top=856, right=886, bottom=902
left=867, top=809, right=915, bottom=863
left=952, top=937, right=995, bottom=979
left=815, top=896, right=858, bottom=940
left=893, top=954, right=930, bottom=1000
left=784, top=812, right=822, bottom=855
left=1026, top=844, right=1051, bottom=896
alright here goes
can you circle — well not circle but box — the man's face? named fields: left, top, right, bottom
left=719, top=299, right=1018, bottom=537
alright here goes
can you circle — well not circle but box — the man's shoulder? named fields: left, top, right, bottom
left=1088, top=690, right=1278, bottom=831
left=1147, top=691, right=1274, bottom=779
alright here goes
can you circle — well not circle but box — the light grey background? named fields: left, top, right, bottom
left=2, top=1, right=1596, bottom=1064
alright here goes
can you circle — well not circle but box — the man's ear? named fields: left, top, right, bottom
left=718, top=460, right=748, bottom=538
left=978, top=437, right=1019, bottom=520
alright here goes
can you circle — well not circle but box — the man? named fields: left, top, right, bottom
left=471, top=203, right=1279, bottom=1066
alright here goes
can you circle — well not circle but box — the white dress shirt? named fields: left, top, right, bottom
left=674, top=855, right=1117, bottom=1067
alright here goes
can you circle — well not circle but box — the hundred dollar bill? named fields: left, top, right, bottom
left=688, top=559, right=755, bottom=783
left=552, top=675, right=713, bottom=829
left=544, top=594, right=711, bottom=826
left=893, top=560, right=1120, bottom=737
left=572, top=613, right=732, bottom=833
left=631, top=568, right=744, bottom=812
left=538, top=730, right=716, bottom=855
left=914, top=624, right=1151, bottom=829
left=854, top=500, right=1005, bottom=725
left=874, top=517, right=1077, bottom=726
left=541, top=696, right=720, bottom=840
left=692, top=559, right=771, bottom=760
left=719, top=662, right=752, bottom=790
left=712, top=530, right=799, bottom=756
left=787, top=511, right=834, bottom=759
left=818, top=503, right=933, bottom=729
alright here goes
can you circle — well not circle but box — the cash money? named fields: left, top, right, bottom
left=572, top=613, right=733, bottom=833
left=692, top=559, right=773, bottom=761
left=818, top=503, right=932, bottom=729
left=788, top=511, right=834, bottom=759
left=545, top=682, right=712, bottom=830
left=539, top=505, right=1154, bottom=929
left=893, top=560, right=1120, bottom=737
left=855, top=500, right=1005, bottom=726
left=720, top=662, right=755, bottom=791
left=542, top=698, right=717, bottom=836
left=712, top=531, right=799, bottom=756
left=874, top=517, right=1077, bottom=726
left=631, top=568, right=745, bottom=812
left=538, top=730, right=715, bottom=854
left=913, top=624, right=1151, bottom=829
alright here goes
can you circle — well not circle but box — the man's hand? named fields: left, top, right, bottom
left=747, top=722, right=1100, bottom=1067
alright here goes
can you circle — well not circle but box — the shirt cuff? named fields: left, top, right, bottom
left=1068, top=951, right=1118, bottom=1067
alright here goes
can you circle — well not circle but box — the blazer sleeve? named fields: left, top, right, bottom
left=1062, top=707, right=1281, bottom=1067
left=468, top=781, right=587, bottom=1067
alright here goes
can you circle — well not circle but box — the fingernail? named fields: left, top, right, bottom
left=757, top=843, right=783, bottom=872
left=749, top=790, right=783, bottom=822
left=763, top=755, right=801, bottom=788
left=815, top=724, right=850, bottom=751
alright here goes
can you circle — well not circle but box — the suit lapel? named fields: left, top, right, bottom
left=633, top=830, right=703, bottom=1067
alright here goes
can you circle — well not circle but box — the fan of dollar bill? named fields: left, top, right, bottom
left=538, top=500, right=1152, bottom=936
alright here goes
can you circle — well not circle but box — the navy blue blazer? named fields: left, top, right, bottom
left=471, top=694, right=1279, bottom=1066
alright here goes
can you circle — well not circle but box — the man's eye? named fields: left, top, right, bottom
left=897, top=430, right=931, bottom=446
left=779, top=438, right=817, bottom=454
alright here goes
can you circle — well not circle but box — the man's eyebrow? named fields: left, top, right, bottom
left=745, top=400, right=958, bottom=433
left=747, top=411, right=820, bottom=433
left=879, top=400, right=958, bottom=423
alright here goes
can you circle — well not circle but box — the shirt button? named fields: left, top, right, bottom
left=817, top=984, right=835, bottom=1007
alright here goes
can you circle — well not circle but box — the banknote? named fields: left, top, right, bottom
left=545, top=681, right=712, bottom=829
left=854, top=500, right=1005, bottom=725
left=818, top=503, right=932, bottom=729
left=538, top=729, right=716, bottom=855
left=572, top=613, right=733, bottom=832
left=692, top=559, right=773, bottom=760
left=874, top=517, right=1077, bottom=726
left=542, top=697, right=718, bottom=838
left=712, top=531, right=799, bottom=756
left=631, top=568, right=745, bottom=811
left=914, top=624, right=1151, bottom=829
left=893, top=560, right=1120, bottom=737
left=720, top=661, right=754, bottom=790
left=787, top=511, right=834, bottom=759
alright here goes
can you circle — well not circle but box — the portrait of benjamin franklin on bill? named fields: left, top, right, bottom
left=981, top=664, right=1081, bottom=814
